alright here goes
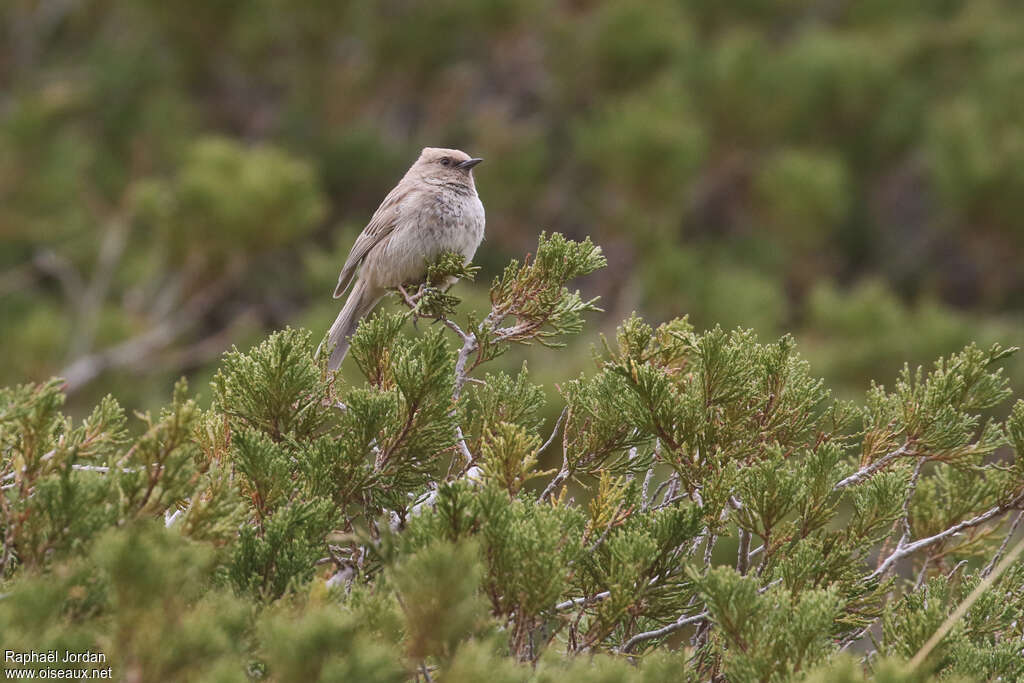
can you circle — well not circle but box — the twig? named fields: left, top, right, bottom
left=446, top=327, right=478, bottom=475
left=838, top=624, right=874, bottom=653
left=1, top=448, right=57, bottom=482
left=620, top=610, right=710, bottom=653
left=900, top=457, right=927, bottom=544
left=736, top=527, right=751, bottom=575
left=945, top=559, right=968, bottom=581
left=637, top=441, right=661, bottom=511
left=868, top=495, right=1024, bottom=580
left=539, top=467, right=569, bottom=503
left=702, top=532, right=717, bottom=574
left=664, top=473, right=681, bottom=506
left=556, top=591, right=609, bottom=611
left=71, top=464, right=113, bottom=473
left=652, top=494, right=686, bottom=511
left=587, top=502, right=625, bottom=554
left=834, top=444, right=911, bottom=491
left=648, top=478, right=673, bottom=509
left=1, top=457, right=136, bottom=490
left=555, top=569, right=679, bottom=612
left=914, top=557, right=932, bottom=590
left=451, top=333, right=479, bottom=401
left=641, top=465, right=656, bottom=513
left=539, top=411, right=571, bottom=504
left=165, top=507, right=184, bottom=527
left=730, top=497, right=751, bottom=575
left=981, top=510, right=1024, bottom=579
left=453, top=425, right=474, bottom=470
left=539, top=408, right=568, bottom=456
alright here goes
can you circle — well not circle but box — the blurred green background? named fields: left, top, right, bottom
left=2, top=0, right=1023, bottom=416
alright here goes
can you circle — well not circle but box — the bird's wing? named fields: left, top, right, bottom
left=333, top=184, right=409, bottom=298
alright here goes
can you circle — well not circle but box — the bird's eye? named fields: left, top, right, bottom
left=440, top=157, right=451, bottom=166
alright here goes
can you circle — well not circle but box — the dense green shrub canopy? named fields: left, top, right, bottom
left=2, top=235, right=1022, bottom=681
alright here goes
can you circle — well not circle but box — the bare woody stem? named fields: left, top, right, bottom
left=447, top=321, right=478, bottom=401
left=981, top=509, right=1024, bottom=578
left=868, top=493, right=1024, bottom=581
left=899, top=457, right=927, bottom=545
left=538, top=465, right=570, bottom=504
left=620, top=578, right=783, bottom=654
left=833, top=443, right=912, bottom=491
left=619, top=611, right=710, bottom=653
left=537, top=409, right=571, bottom=503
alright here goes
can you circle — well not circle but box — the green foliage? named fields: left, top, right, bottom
left=479, top=422, right=548, bottom=497
left=694, top=567, right=844, bottom=682
left=213, top=327, right=333, bottom=441
left=753, top=148, right=850, bottom=253
left=390, top=539, right=489, bottom=662
left=476, top=232, right=607, bottom=360
left=228, top=498, right=334, bottom=600
left=135, top=137, right=326, bottom=257
left=0, top=378, right=201, bottom=575
left=880, top=567, right=1024, bottom=680
left=3, top=234, right=1024, bottom=681
left=0, top=523, right=252, bottom=681
left=258, top=600, right=406, bottom=683
left=463, top=366, right=546, bottom=459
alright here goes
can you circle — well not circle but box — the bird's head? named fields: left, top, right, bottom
left=414, top=147, right=483, bottom=185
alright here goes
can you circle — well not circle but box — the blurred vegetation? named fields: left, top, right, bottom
left=2, top=0, right=1024, bottom=417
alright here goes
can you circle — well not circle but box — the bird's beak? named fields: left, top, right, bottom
left=457, top=158, right=483, bottom=170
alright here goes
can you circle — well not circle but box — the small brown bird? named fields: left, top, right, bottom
left=322, top=147, right=485, bottom=371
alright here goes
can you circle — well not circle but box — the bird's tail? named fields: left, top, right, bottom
left=320, top=279, right=383, bottom=371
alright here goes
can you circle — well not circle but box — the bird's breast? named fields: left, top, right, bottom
left=372, top=189, right=484, bottom=287
left=418, top=191, right=485, bottom=258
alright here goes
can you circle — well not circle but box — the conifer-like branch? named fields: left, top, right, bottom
left=833, top=443, right=912, bottom=491
left=899, top=457, right=927, bottom=545
left=981, top=509, right=1024, bottom=578
left=539, top=461, right=570, bottom=504
left=868, top=493, right=1024, bottom=580
left=539, top=408, right=568, bottom=458
left=619, top=610, right=710, bottom=653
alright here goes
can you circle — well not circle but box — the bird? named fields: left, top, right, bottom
left=321, top=147, right=485, bottom=371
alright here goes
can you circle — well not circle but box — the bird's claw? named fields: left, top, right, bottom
left=398, top=283, right=445, bottom=327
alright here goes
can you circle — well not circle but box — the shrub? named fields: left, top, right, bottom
left=2, top=233, right=1022, bottom=681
